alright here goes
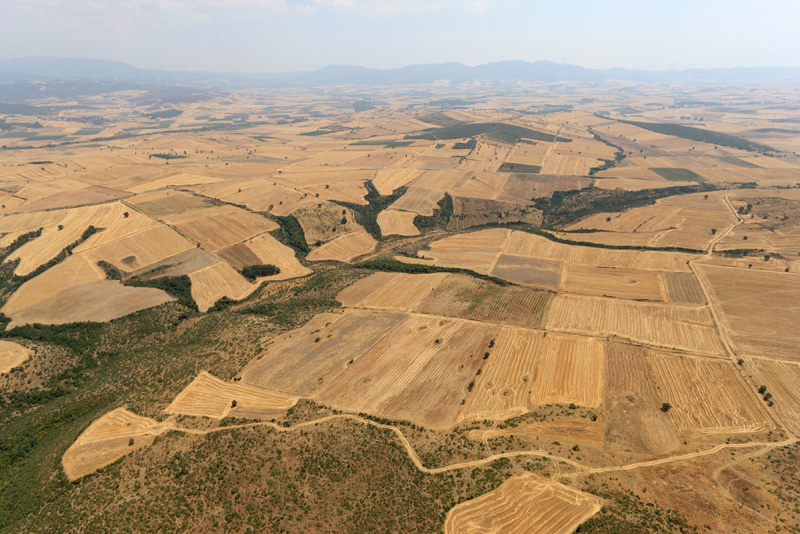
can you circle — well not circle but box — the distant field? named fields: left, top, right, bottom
left=650, top=167, right=705, bottom=181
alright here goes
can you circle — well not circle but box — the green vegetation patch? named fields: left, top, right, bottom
left=333, top=182, right=407, bottom=240
left=272, top=215, right=309, bottom=254
left=453, top=139, right=477, bottom=150
left=350, top=140, right=413, bottom=148
left=413, top=193, right=453, bottom=231
left=406, top=122, right=571, bottom=143
left=613, top=117, right=774, bottom=152
left=532, top=184, right=716, bottom=229
left=73, top=128, right=103, bottom=136
left=650, top=168, right=705, bottom=182
left=150, top=153, right=187, bottom=160
left=126, top=275, right=198, bottom=311
left=147, top=109, right=183, bottom=119
left=498, top=162, right=541, bottom=173
left=240, top=264, right=280, bottom=281
left=300, top=129, right=334, bottom=136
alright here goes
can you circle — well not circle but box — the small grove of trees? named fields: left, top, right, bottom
left=240, top=264, right=280, bottom=281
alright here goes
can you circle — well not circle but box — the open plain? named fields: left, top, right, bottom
left=2, top=79, right=800, bottom=534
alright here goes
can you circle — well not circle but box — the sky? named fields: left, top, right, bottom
left=1, top=0, right=799, bottom=73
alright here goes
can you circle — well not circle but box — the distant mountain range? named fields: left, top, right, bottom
left=1, top=57, right=799, bottom=100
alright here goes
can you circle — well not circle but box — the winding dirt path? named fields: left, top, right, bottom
left=162, top=413, right=796, bottom=481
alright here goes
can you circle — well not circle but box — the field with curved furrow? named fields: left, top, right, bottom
left=649, top=353, right=773, bottom=436
left=315, top=314, right=498, bottom=429
left=545, top=294, right=725, bottom=355
left=444, top=474, right=602, bottom=534
left=62, top=408, right=171, bottom=481
left=747, top=359, right=800, bottom=435
left=165, top=371, right=296, bottom=419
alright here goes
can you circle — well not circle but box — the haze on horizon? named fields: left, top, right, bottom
left=2, top=0, right=799, bottom=75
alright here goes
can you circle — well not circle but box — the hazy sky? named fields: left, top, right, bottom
left=2, top=0, right=799, bottom=72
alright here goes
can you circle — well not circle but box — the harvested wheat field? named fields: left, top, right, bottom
left=560, top=264, right=667, bottom=301
left=416, top=274, right=553, bottom=328
left=165, top=371, right=296, bottom=419
left=5, top=280, right=175, bottom=328
left=501, top=231, right=696, bottom=272
left=189, top=262, right=256, bottom=312
left=460, top=329, right=603, bottom=422
left=419, top=228, right=511, bottom=273
left=81, top=223, right=195, bottom=274
left=372, top=168, right=424, bottom=195
left=748, top=359, right=800, bottom=434
left=0, top=341, right=32, bottom=374
left=649, top=353, right=772, bottom=436
left=489, top=255, right=561, bottom=289
left=335, top=271, right=402, bottom=306
left=164, top=205, right=278, bottom=252
left=306, top=230, right=376, bottom=262
left=444, top=474, right=602, bottom=534
left=316, top=314, right=497, bottom=428
left=664, top=272, right=706, bottom=305
left=62, top=408, right=171, bottom=480
left=697, top=264, right=800, bottom=361
left=129, top=189, right=211, bottom=217
left=529, top=333, right=605, bottom=407
left=351, top=272, right=450, bottom=311
left=376, top=209, right=420, bottom=236
left=241, top=310, right=409, bottom=396
left=546, top=294, right=725, bottom=355
left=217, top=233, right=311, bottom=280
left=389, top=187, right=445, bottom=216
left=342, top=273, right=552, bottom=328
left=459, top=326, right=544, bottom=421
left=604, top=343, right=680, bottom=454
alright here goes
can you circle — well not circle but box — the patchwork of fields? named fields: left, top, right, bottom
left=5, top=86, right=800, bottom=534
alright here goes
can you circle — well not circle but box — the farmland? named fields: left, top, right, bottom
left=445, top=475, right=602, bottom=534
left=2, top=81, right=799, bottom=534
